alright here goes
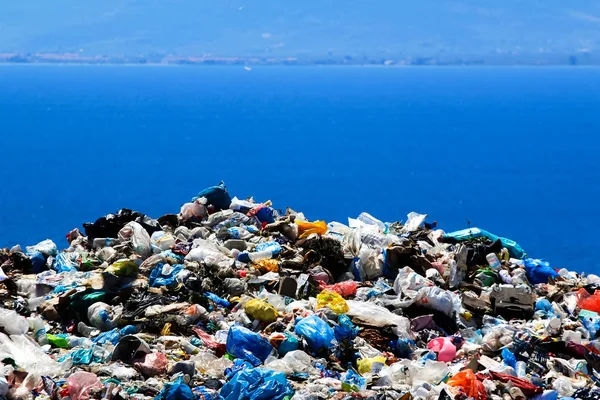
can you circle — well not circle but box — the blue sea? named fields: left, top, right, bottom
left=1, top=65, right=599, bottom=272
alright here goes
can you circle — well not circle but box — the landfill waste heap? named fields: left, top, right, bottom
left=1, top=181, right=600, bottom=400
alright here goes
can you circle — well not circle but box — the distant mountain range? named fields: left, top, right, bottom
left=1, top=1, right=599, bottom=64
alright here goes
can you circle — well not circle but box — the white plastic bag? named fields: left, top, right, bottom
left=118, top=221, right=151, bottom=257
left=346, top=300, right=412, bottom=338
left=0, top=309, right=29, bottom=335
left=180, top=201, right=207, bottom=221
left=393, top=267, right=434, bottom=298
left=402, top=212, right=427, bottom=233
left=357, top=245, right=384, bottom=280
left=265, top=350, right=320, bottom=376
left=150, top=231, right=176, bottom=253
left=26, top=239, right=58, bottom=257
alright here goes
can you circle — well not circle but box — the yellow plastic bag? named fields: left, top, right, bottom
left=253, top=259, right=279, bottom=274
left=106, top=259, right=139, bottom=277
left=244, top=298, right=279, bottom=323
left=316, top=290, right=349, bottom=314
left=296, top=220, right=328, bottom=239
left=357, top=356, right=387, bottom=375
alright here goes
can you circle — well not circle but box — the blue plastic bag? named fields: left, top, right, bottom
left=255, top=241, right=282, bottom=255
left=226, top=325, right=273, bottom=366
left=535, top=298, right=554, bottom=317
left=155, top=377, right=195, bottom=400
left=205, top=292, right=231, bottom=308
left=149, top=264, right=184, bottom=287
left=341, top=369, right=366, bottom=392
left=524, top=258, right=559, bottom=284
left=220, top=367, right=294, bottom=400
left=294, top=315, right=334, bottom=352
left=192, top=181, right=232, bottom=211
left=255, top=207, right=275, bottom=224
left=53, top=252, right=78, bottom=273
left=334, top=315, right=359, bottom=342
left=28, top=251, right=47, bottom=273
left=277, top=334, right=299, bottom=356
left=501, top=348, right=517, bottom=369
left=442, top=227, right=526, bottom=258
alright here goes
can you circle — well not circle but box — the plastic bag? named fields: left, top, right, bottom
left=88, top=302, right=121, bottom=331
left=244, top=298, right=279, bottom=323
left=428, top=337, right=457, bottom=362
left=226, top=325, right=273, bottom=366
left=316, top=290, right=349, bottom=314
left=393, top=267, right=434, bottom=298
left=402, top=212, right=427, bottom=232
left=265, top=350, right=320, bottom=376
left=192, top=181, right=232, bottom=211
left=296, top=220, right=328, bottom=239
left=0, top=309, right=29, bottom=335
left=180, top=201, right=208, bottom=221
left=151, top=231, right=176, bottom=253
left=191, top=352, right=233, bottom=378
left=341, top=369, right=367, bottom=392
left=346, top=300, right=412, bottom=339
left=26, top=239, right=58, bottom=257
left=442, top=227, right=525, bottom=259
left=335, top=314, right=359, bottom=342
left=156, top=376, right=195, bottom=400
left=357, top=356, right=386, bottom=375
left=447, top=369, right=488, bottom=400
left=357, top=245, right=384, bottom=280
left=576, top=288, right=600, bottom=313
left=294, top=315, right=334, bottom=352
left=106, top=259, right=139, bottom=277
left=67, top=371, right=102, bottom=400
left=525, top=258, right=559, bottom=284
left=220, top=366, right=293, bottom=400
left=253, top=259, right=279, bottom=274
left=319, top=281, right=358, bottom=297
left=134, top=352, right=168, bottom=376
left=149, top=263, right=184, bottom=287
left=118, top=221, right=151, bottom=258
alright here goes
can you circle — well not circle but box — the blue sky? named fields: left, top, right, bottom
left=0, top=0, right=599, bottom=58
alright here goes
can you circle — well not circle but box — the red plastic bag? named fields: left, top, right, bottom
left=576, top=288, right=600, bottom=313
left=447, top=369, right=487, bottom=400
left=193, top=327, right=227, bottom=356
left=319, top=281, right=358, bottom=297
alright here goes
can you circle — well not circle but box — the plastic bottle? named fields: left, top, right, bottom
left=486, top=253, right=501, bottom=270
left=29, top=317, right=49, bottom=345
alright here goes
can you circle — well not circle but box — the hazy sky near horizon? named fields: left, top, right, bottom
left=1, top=0, right=599, bottom=57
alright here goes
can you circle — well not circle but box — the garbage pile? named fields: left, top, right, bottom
left=1, top=181, right=600, bottom=400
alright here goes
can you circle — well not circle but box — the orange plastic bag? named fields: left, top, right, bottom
left=576, top=288, right=600, bottom=313
left=447, top=369, right=487, bottom=400
left=296, top=220, right=327, bottom=239
left=253, top=259, right=279, bottom=273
